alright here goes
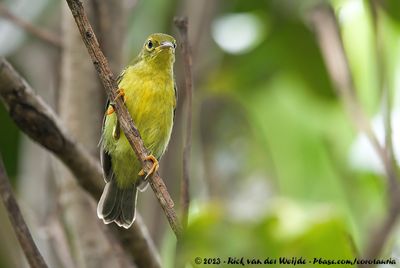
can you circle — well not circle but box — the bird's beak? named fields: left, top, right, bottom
left=159, top=41, right=174, bottom=49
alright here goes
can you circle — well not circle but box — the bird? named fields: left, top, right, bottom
left=97, top=33, right=177, bottom=228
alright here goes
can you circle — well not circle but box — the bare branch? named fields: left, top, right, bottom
left=0, top=156, right=48, bottom=268
left=64, top=0, right=183, bottom=238
left=174, top=16, right=193, bottom=228
left=0, top=3, right=62, bottom=48
left=0, top=58, right=161, bottom=268
left=0, top=58, right=103, bottom=198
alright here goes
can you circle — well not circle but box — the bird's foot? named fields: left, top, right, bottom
left=105, top=88, right=126, bottom=116
left=106, top=105, right=115, bottom=115
left=138, top=155, right=159, bottom=180
left=114, top=88, right=126, bottom=102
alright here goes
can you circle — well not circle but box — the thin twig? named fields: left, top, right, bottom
left=175, top=16, right=193, bottom=228
left=0, top=57, right=161, bottom=268
left=309, top=4, right=400, bottom=264
left=0, top=3, right=62, bottom=48
left=64, top=0, right=183, bottom=237
left=0, top=156, right=48, bottom=268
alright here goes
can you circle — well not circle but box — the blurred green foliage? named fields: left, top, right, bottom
left=179, top=202, right=354, bottom=268
left=174, top=0, right=399, bottom=264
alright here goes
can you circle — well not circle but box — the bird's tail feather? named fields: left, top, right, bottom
left=97, top=177, right=138, bottom=229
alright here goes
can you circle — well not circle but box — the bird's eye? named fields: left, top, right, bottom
left=173, top=42, right=177, bottom=49
left=147, top=40, right=153, bottom=50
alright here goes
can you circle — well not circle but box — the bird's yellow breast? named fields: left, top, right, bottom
left=102, top=61, right=175, bottom=187
left=120, top=63, right=175, bottom=155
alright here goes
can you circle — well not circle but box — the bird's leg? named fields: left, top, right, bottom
left=138, top=155, right=159, bottom=180
left=106, top=88, right=126, bottom=116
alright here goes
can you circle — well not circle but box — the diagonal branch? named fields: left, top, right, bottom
left=0, top=58, right=102, bottom=198
left=0, top=57, right=161, bottom=268
left=64, top=0, right=183, bottom=238
left=174, top=17, right=193, bottom=228
left=0, top=3, right=62, bottom=48
left=0, top=156, right=48, bottom=268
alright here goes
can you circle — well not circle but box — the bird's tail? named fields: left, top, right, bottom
left=97, top=177, right=138, bottom=229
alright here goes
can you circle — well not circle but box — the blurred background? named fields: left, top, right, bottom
left=1, top=0, right=400, bottom=267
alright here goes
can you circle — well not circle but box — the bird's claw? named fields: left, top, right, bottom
left=138, top=155, right=159, bottom=180
left=114, top=88, right=126, bottom=102
left=106, top=88, right=126, bottom=116
left=106, top=105, right=115, bottom=115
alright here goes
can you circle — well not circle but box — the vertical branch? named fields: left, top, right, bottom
left=0, top=156, right=48, bottom=268
left=175, top=17, right=193, bottom=228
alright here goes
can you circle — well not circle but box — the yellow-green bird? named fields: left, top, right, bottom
left=97, top=33, right=177, bottom=228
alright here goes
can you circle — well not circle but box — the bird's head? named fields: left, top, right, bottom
left=140, top=33, right=176, bottom=67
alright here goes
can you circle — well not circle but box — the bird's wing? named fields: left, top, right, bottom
left=101, top=66, right=129, bottom=182
left=116, top=68, right=126, bottom=85
left=173, top=82, right=178, bottom=119
left=100, top=99, right=113, bottom=182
